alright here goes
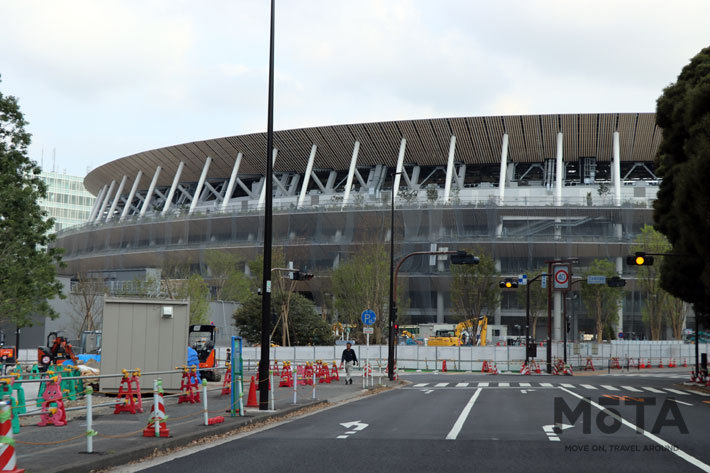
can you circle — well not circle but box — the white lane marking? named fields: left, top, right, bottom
left=435, top=382, right=449, bottom=387
left=670, top=399, right=693, bottom=406
left=345, top=431, right=356, bottom=434
left=477, top=382, right=489, bottom=387
left=424, top=389, right=434, bottom=394
left=580, top=384, right=597, bottom=390
left=621, top=385, right=643, bottom=392
left=413, top=383, right=429, bottom=388
left=561, top=383, right=575, bottom=388
left=539, top=382, right=553, bottom=387
left=519, top=382, right=531, bottom=387
left=456, top=382, right=469, bottom=387
left=642, top=387, right=665, bottom=393
left=664, top=388, right=689, bottom=395
left=600, top=385, right=618, bottom=391
left=337, top=435, right=349, bottom=439
left=340, top=421, right=368, bottom=431
left=560, top=387, right=710, bottom=473
left=542, top=423, right=573, bottom=441
left=688, top=390, right=710, bottom=397
left=498, top=382, right=510, bottom=387
left=446, top=388, right=482, bottom=440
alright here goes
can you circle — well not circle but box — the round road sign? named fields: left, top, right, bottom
left=361, top=309, right=376, bottom=326
left=553, top=265, right=570, bottom=289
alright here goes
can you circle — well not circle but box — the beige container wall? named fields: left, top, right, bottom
left=100, top=298, right=189, bottom=393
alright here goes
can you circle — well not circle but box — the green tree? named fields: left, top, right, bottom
left=654, top=46, right=710, bottom=320
left=176, top=274, right=209, bottom=324
left=516, top=268, right=547, bottom=340
left=331, top=244, right=406, bottom=344
left=450, top=249, right=500, bottom=323
left=632, top=225, right=671, bottom=339
left=205, top=250, right=251, bottom=303
left=233, top=293, right=333, bottom=345
left=581, top=259, right=623, bottom=342
left=0, top=77, right=64, bottom=328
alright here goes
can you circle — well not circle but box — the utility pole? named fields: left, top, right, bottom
left=259, top=0, right=276, bottom=411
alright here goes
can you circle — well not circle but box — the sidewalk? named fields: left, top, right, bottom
left=15, top=372, right=399, bottom=473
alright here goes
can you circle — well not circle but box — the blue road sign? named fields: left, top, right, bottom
left=587, top=275, right=606, bottom=285
left=361, top=309, right=376, bottom=326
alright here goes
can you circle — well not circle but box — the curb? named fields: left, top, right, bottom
left=52, top=401, right=327, bottom=473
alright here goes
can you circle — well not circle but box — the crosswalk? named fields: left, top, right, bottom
left=409, top=381, right=708, bottom=397
left=608, top=373, right=689, bottom=379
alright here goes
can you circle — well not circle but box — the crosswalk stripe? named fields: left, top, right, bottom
left=664, top=388, right=689, bottom=395
left=539, top=383, right=553, bottom=387
left=688, top=390, right=710, bottom=397
left=600, top=385, right=618, bottom=391
left=621, top=385, right=643, bottom=392
left=642, top=387, right=665, bottom=393
left=456, top=382, right=469, bottom=387
left=561, top=383, right=575, bottom=388
left=478, top=382, right=489, bottom=387
left=580, top=384, right=597, bottom=390
left=414, top=383, right=428, bottom=388
left=519, top=382, right=531, bottom=387
left=435, top=382, right=448, bottom=387
left=498, top=382, right=510, bottom=387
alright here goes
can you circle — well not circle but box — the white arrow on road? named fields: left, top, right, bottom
left=543, top=423, right=573, bottom=441
left=340, top=421, right=368, bottom=431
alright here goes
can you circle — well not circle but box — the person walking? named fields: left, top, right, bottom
left=340, top=342, right=358, bottom=385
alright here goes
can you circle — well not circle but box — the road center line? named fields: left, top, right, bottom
left=445, top=388, right=482, bottom=440
left=559, top=387, right=710, bottom=473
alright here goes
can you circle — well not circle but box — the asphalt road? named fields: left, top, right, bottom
left=126, top=372, right=710, bottom=473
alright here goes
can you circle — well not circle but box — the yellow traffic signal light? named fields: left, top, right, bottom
left=626, top=252, right=654, bottom=266
left=635, top=255, right=645, bottom=265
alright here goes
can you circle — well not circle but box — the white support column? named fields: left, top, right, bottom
left=443, top=135, right=457, bottom=202
left=616, top=256, right=624, bottom=335
left=554, top=291, right=562, bottom=341
left=139, top=166, right=162, bottom=218
left=392, top=138, right=407, bottom=205
left=498, top=133, right=509, bottom=204
left=555, top=132, right=563, bottom=206
left=120, top=170, right=142, bottom=222
left=94, top=179, right=116, bottom=223
left=88, top=184, right=108, bottom=222
left=297, top=145, right=317, bottom=209
left=105, top=175, right=127, bottom=222
left=613, top=131, right=621, bottom=207
left=162, top=161, right=185, bottom=216
left=189, top=157, right=212, bottom=215
left=341, top=141, right=361, bottom=208
left=220, top=153, right=243, bottom=211
left=258, top=149, right=278, bottom=208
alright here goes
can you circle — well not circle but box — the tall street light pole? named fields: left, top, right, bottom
left=258, top=0, right=276, bottom=411
left=387, top=175, right=398, bottom=381
left=525, top=272, right=546, bottom=367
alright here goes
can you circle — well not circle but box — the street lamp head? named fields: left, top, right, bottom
left=451, top=251, right=479, bottom=265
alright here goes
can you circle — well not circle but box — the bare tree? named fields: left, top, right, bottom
left=69, top=272, right=106, bottom=337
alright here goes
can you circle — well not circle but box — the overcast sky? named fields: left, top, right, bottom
left=1, top=0, right=708, bottom=177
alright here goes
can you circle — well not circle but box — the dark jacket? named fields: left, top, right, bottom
left=341, top=348, right=358, bottom=363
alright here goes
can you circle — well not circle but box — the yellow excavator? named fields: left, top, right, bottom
left=427, top=317, right=488, bottom=346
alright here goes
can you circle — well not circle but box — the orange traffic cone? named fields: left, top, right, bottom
left=0, top=402, right=23, bottom=472
left=683, top=358, right=688, bottom=368
left=143, top=380, right=170, bottom=437
left=246, top=376, right=258, bottom=407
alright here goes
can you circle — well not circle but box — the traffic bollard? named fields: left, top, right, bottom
left=202, top=379, right=208, bottom=426
left=312, top=369, right=316, bottom=400
left=293, top=363, right=298, bottom=404
left=237, top=375, right=244, bottom=417
left=86, top=386, right=95, bottom=453
left=153, top=379, right=160, bottom=437
left=269, top=370, right=274, bottom=410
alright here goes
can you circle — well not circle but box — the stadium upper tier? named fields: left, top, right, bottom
left=79, top=112, right=660, bottom=228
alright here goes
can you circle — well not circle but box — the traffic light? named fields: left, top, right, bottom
left=290, top=271, right=314, bottom=281
left=394, top=323, right=399, bottom=336
left=626, top=252, right=654, bottom=266
left=451, top=251, right=480, bottom=265
left=566, top=320, right=571, bottom=332
left=499, top=278, right=518, bottom=289
left=606, top=276, right=627, bottom=287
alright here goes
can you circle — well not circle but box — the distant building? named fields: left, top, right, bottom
left=38, top=171, right=95, bottom=232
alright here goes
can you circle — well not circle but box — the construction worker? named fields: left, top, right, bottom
left=340, top=342, right=358, bottom=385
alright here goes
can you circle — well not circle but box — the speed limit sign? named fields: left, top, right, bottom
left=553, top=264, right=570, bottom=289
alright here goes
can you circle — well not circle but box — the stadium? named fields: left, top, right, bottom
left=54, top=113, right=663, bottom=341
